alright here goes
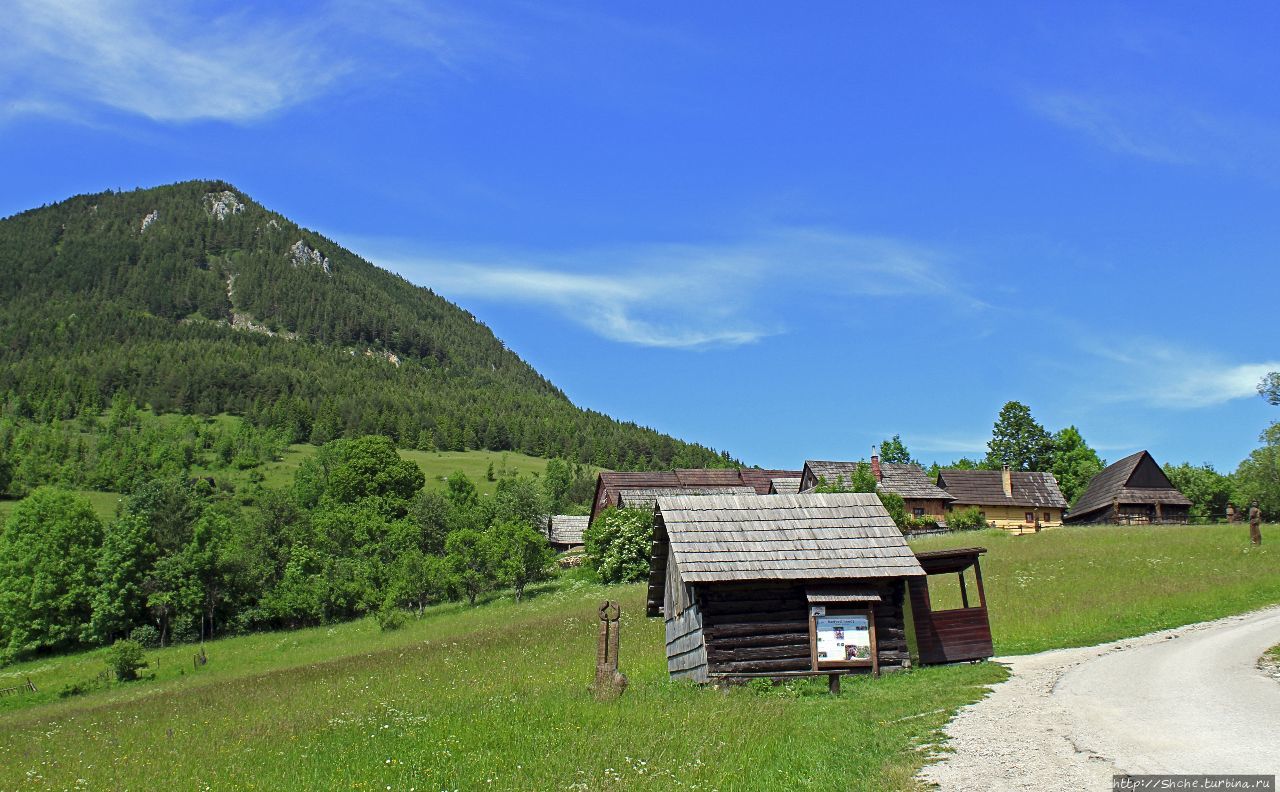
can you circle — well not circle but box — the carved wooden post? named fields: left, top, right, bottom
left=591, top=600, right=628, bottom=700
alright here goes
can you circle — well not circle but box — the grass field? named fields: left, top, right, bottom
left=196, top=445, right=569, bottom=497
left=909, top=522, right=1279, bottom=655
left=0, top=489, right=122, bottom=524
left=0, top=579, right=1005, bottom=791
left=1, top=522, right=1276, bottom=790
left=0, top=448, right=575, bottom=527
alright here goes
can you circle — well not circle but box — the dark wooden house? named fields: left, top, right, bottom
left=646, top=493, right=925, bottom=682
left=590, top=468, right=800, bottom=523
left=1065, top=450, right=1192, bottom=525
left=800, top=458, right=955, bottom=525
left=937, top=466, right=1068, bottom=533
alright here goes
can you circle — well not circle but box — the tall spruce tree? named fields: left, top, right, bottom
left=986, top=401, right=1054, bottom=471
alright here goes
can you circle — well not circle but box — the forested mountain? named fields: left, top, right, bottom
left=0, top=181, right=733, bottom=470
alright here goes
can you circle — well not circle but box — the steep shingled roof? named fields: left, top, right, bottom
left=938, top=469, right=1068, bottom=509
left=1067, top=451, right=1191, bottom=521
left=769, top=477, right=802, bottom=495
left=591, top=468, right=801, bottom=521
left=654, top=492, right=925, bottom=584
left=801, top=460, right=955, bottom=501
left=547, top=515, right=588, bottom=546
left=618, top=486, right=755, bottom=511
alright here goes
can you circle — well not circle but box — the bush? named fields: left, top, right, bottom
left=375, top=603, right=408, bottom=632
left=583, top=507, right=653, bottom=584
left=877, top=492, right=909, bottom=529
left=107, top=639, right=147, bottom=681
left=946, top=507, right=988, bottom=531
left=129, top=624, right=161, bottom=648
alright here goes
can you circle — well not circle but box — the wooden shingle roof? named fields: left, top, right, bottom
left=769, top=477, right=802, bottom=495
left=937, top=469, right=1068, bottom=509
left=801, top=460, right=955, bottom=501
left=547, top=515, right=588, bottom=546
left=656, top=492, right=925, bottom=584
left=1068, top=451, right=1191, bottom=520
left=591, top=468, right=801, bottom=521
left=619, top=486, right=755, bottom=511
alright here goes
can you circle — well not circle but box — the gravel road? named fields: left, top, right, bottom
left=919, top=605, right=1280, bottom=790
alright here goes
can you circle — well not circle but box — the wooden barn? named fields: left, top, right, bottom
left=646, top=493, right=925, bottom=682
left=544, top=515, right=588, bottom=552
left=1065, top=450, right=1192, bottom=525
left=937, top=466, right=1068, bottom=533
left=799, top=458, right=955, bottom=525
left=590, top=468, right=800, bottom=523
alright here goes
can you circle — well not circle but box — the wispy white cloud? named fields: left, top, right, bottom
left=1088, top=342, right=1279, bottom=408
left=354, top=229, right=982, bottom=349
left=1027, top=90, right=1280, bottom=177
left=0, top=0, right=480, bottom=124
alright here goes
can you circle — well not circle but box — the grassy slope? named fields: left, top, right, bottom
left=0, top=447, right=574, bottom=524
left=0, top=489, right=122, bottom=524
left=0, top=580, right=1004, bottom=791
left=909, top=522, right=1280, bottom=655
left=193, top=444, right=563, bottom=496
left=2, top=522, right=1276, bottom=789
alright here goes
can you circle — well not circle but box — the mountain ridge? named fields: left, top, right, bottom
left=0, top=180, right=736, bottom=471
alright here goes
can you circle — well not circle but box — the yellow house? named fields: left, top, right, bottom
left=937, top=466, right=1068, bottom=534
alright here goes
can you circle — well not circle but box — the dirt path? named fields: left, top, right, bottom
left=919, top=606, right=1280, bottom=790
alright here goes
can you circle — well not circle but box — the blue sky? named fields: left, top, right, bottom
left=2, top=1, right=1277, bottom=471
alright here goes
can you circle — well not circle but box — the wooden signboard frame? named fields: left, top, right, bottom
left=808, top=605, right=879, bottom=676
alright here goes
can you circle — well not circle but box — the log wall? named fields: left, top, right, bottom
left=697, top=580, right=910, bottom=677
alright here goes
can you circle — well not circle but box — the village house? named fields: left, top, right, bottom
left=936, top=466, right=1068, bottom=533
left=1064, top=450, right=1192, bottom=525
left=799, top=457, right=954, bottom=525
left=589, top=468, right=800, bottom=523
left=646, top=492, right=925, bottom=682
left=543, top=514, right=588, bottom=552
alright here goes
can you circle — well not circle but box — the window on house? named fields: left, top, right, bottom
left=1043, top=511, right=1051, bottom=523
left=913, top=507, right=925, bottom=517
left=1025, top=512, right=1034, bottom=523
left=978, top=511, right=985, bottom=519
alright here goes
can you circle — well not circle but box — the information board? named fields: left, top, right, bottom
left=814, top=613, right=872, bottom=664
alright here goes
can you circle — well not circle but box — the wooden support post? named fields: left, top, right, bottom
left=973, top=560, right=987, bottom=609
left=958, top=571, right=969, bottom=609
left=828, top=673, right=841, bottom=695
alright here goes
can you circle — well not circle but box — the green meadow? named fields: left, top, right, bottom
left=0, top=522, right=1276, bottom=790
left=908, top=522, right=1279, bottom=655
left=194, top=444, right=567, bottom=496
left=0, top=447, right=574, bottom=525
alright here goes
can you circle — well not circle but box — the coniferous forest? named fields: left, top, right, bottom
left=0, top=180, right=735, bottom=472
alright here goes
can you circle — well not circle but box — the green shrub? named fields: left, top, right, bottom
left=375, top=603, right=408, bottom=632
left=877, top=491, right=909, bottom=529
left=583, top=507, right=653, bottom=584
left=129, top=624, right=161, bottom=648
left=946, top=507, right=988, bottom=531
left=107, top=639, right=147, bottom=681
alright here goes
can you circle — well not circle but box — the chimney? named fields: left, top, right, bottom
left=1001, top=464, right=1012, bottom=498
left=870, top=451, right=882, bottom=482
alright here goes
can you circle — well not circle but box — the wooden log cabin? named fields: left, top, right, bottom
left=1064, top=450, right=1192, bottom=525
left=646, top=493, right=926, bottom=682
